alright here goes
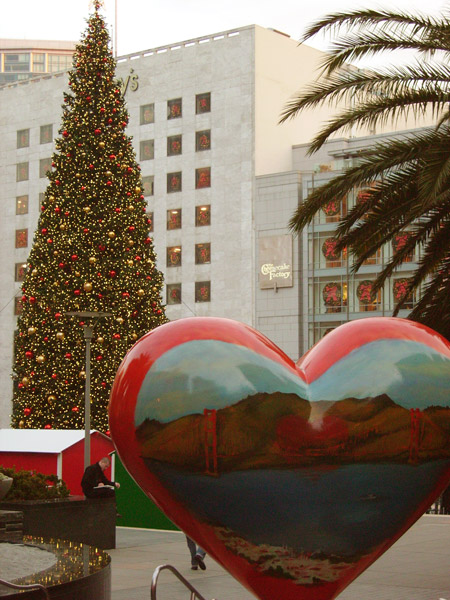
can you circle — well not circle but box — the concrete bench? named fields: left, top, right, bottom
left=0, top=495, right=116, bottom=549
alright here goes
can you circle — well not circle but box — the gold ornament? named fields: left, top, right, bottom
left=28, top=327, right=36, bottom=335
left=36, top=355, right=45, bottom=364
left=75, top=271, right=81, bottom=277
left=53, top=250, right=59, bottom=256
left=60, top=224, right=67, bottom=231
left=128, top=205, right=135, bottom=211
left=19, top=420, right=24, bottom=428
left=47, top=395, right=56, bottom=405
left=152, top=287, right=157, bottom=293
left=48, top=195, right=55, bottom=202
left=83, top=282, right=93, bottom=292
left=131, top=333, right=138, bottom=340
left=56, top=332, right=65, bottom=341
left=89, top=256, right=96, bottom=264
left=135, top=187, right=141, bottom=193
left=76, top=172, right=81, bottom=178
left=83, top=206, right=91, bottom=213
left=99, top=141, right=105, bottom=148
left=116, top=317, right=124, bottom=324
left=128, top=239, right=134, bottom=246
left=22, top=377, right=30, bottom=386
left=127, top=259, right=133, bottom=266
left=32, top=269, right=38, bottom=276
left=106, top=171, right=112, bottom=177
left=137, top=289, right=145, bottom=297
left=108, top=231, right=116, bottom=239
left=97, top=336, right=104, bottom=344
left=79, top=370, right=86, bottom=378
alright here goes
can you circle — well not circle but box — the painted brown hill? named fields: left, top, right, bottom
left=136, top=393, right=450, bottom=472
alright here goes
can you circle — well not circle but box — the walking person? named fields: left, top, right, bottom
left=186, top=536, right=206, bottom=570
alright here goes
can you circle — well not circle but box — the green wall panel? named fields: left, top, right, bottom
left=114, top=453, right=178, bottom=530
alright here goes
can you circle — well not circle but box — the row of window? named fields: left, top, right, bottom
left=15, top=162, right=211, bottom=193
left=3, top=53, right=72, bottom=74
left=17, top=125, right=53, bottom=148
left=309, top=277, right=415, bottom=316
left=13, top=281, right=211, bottom=315
left=140, top=129, right=211, bottom=160
left=166, top=243, right=211, bottom=267
left=140, top=93, right=211, bottom=124
left=310, top=231, right=415, bottom=270
left=167, top=281, right=211, bottom=305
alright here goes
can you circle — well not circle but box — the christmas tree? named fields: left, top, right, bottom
left=11, top=1, right=167, bottom=432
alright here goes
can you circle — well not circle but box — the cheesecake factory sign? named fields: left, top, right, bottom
left=259, top=235, right=293, bottom=289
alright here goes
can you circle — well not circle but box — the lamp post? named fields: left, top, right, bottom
left=66, top=311, right=111, bottom=470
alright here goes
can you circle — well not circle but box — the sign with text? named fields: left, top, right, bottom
left=259, top=235, right=293, bottom=289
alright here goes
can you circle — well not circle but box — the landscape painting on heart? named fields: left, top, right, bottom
left=109, top=316, right=450, bottom=600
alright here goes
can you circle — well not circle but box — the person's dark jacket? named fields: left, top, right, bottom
left=81, top=463, right=114, bottom=496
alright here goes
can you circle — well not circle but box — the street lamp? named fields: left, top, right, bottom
left=65, top=311, right=112, bottom=470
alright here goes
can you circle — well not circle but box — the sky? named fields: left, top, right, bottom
left=3, top=0, right=449, bottom=58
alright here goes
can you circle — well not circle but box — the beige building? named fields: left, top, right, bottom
left=0, top=39, right=75, bottom=86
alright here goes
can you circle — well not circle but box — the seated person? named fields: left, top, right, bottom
left=81, top=456, right=120, bottom=498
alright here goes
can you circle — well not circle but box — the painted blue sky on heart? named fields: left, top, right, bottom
left=134, top=338, right=450, bottom=425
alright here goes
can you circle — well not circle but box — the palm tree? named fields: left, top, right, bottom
left=280, top=8, right=450, bottom=339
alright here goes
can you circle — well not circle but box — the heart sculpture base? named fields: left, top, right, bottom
left=109, top=317, right=450, bottom=600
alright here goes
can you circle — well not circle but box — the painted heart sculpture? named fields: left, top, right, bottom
left=109, top=316, right=450, bottom=600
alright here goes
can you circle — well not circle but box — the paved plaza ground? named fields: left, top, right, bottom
left=110, top=514, right=450, bottom=600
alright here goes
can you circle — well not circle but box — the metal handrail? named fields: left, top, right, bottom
left=151, top=564, right=217, bottom=600
left=0, top=577, right=50, bottom=599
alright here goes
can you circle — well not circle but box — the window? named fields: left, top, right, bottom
left=195, top=205, right=211, bottom=226
left=195, top=281, right=211, bottom=302
left=167, top=98, right=182, bottom=119
left=196, top=130, right=211, bottom=151
left=5, top=53, right=30, bottom=72
left=167, top=135, right=182, bottom=156
left=195, top=243, right=211, bottom=264
left=312, top=234, right=347, bottom=269
left=196, top=93, right=211, bottom=114
left=40, top=124, right=53, bottom=144
left=393, top=278, right=414, bottom=309
left=142, top=176, right=154, bottom=196
left=356, top=279, right=381, bottom=312
left=16, top=162, right=29, bottom=182
left=15, top=263, right=27, bottom=282
left=40, top=157, right=52, bottom=178
left=167, top=246, right=182, bottom=267
left=392, top=231, right=414, bottom=263
left=16, top=195, right=29, bottom=215
left=167, top=209, right=182, bottom=230
left=14, top=297, right=23, bottom=316
left=167, top=283, right=182, bottom=305
left=48, top=54, right=72, bottom=72
left=140, top=140, right=154, bottom=161
left=140, top=103, right=155, bottom=125
left=195, top=167, right=211, bottom=189
left=147, top=212, right=154, bottom=233
left=17, top=129, right=29, bottom=149
left=39, top=192, right=45, bottom=210
left=33, top=53, right=45, bottom=72
left=167, top=172, right=182, bottom=193
left=15, top=229, right=28, bottom=248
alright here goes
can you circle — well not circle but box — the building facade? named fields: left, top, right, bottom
left=0, top=25, right=432, bottom=427
left=0, top=39, right=75, bottom=86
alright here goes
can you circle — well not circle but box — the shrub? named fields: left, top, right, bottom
left=0, top=465, right=70, bottom=500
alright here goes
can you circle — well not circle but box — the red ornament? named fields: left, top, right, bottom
left=47, top=238, right=53, bottom=244
left=100, top=107, right=105, bottom=113
left=115, top=208, right=121, bottom=213
left=55, top=312, right=62, bottom=319
left=65, top=353, right=72, bottom=359
left=24, top=407, right=31, bottom=416
left=99, top=245, right=106, bottom=251
left=55, top=180, right=61, bottom=186
left=72, top=406, right=79, bottom=413
left=29, top=297, right=36, bottom=304
left=113, top=333, right=121, bottom=339
left=109, top=154, right=116, bottom=160
left=95, top=128, right=101, bottom=135
left=25, top=351, right=34, bottom=359
left=71, top=254, right=78, bottom=261
left=89, top=164, right=94, bottom=170
left=44, top=424, right=52, bottom=429
left=65, top=211, right=70, bottom=217
left=51, top=374, right=57, bottom=379
left=74, top=289, right=81, bottom=296
left=62, top=130, right=69, bottom=137
left=44, top=337, right=48, bottom=342
left=106, top=180, right=112, bottom=186
left=135, top=256, right=141, bottom=261
left=96, top=355, right=103, bottom=361
left=128, top=226, right=135, bottom=232
left=109, top=270, right=116, bottom=278
left=122, top=292, right=130, bottom=298
left=42, top=228, right=48, bottom=234
left=83, top=228, right=89, bottom=234
left=55, top=206, right=61, bottom=213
